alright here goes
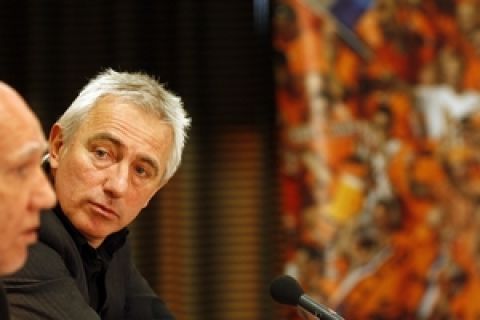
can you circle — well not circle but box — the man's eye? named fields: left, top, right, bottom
left=94, top=148, right=109, bottom=159
left=16, top=164, right=30, bottom=177
left=135, top=166, right=147, bottom=176
left=14, top=161, right=36, bottom=178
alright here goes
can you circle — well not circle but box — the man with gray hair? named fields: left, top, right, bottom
left=4, top=69, right=191, bottom=319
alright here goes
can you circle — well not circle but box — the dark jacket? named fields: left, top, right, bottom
left=3, top=210, right=174, bottom=320
left=0, top=283, right=10, bottom=319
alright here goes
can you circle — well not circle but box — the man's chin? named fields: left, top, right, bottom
left=0, top=249, right=27, bottom=276
left=79, top=225, right=110, bottom=248
left=74, top=214, right=112, bottom=243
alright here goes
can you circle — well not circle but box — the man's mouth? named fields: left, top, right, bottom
left=88, top=201, right=118, bottom=220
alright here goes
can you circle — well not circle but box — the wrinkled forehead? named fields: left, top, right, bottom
left=79, top=96, right=167, bottom=133
left=94, top=94, right=165, bottom=119
left=0, top=84, right=45, bottom=153
left=76, top=96, right=173, bottom=148
left=0, top=84, right=21, bottom=117
left=0, top=83, right=37, bottom=122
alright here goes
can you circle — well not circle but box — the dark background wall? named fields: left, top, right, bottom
left=0, top=1, right=282, bottom=319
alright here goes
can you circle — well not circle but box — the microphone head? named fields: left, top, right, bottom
left=269, top=275, right=304, bottom=306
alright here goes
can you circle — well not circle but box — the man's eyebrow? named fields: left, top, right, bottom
left=10, top=141, right=48, bottom=161
left=87, top=132, right=123, bottom=147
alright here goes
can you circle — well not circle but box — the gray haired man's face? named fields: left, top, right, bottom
left=49, top=96, right=173, bottom=248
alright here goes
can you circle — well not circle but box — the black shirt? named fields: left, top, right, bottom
left=0, top=282, right=10, bottom=320
left=54, top=205, right=128, bottom=314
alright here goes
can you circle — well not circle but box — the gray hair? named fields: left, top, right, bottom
left=56, top=69, right=191, bottom=184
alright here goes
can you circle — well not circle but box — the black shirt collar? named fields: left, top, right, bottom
left=53, top=203, right=129, bottom=312
left=53, top=204, right=129, bottom=259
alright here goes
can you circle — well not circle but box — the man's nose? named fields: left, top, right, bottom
left=32, top=169, right=57, bottom=210
left=103, top=162, right=129, bottom=198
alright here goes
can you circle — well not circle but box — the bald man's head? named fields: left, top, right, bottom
left=0, top=82, right=56, bottom=275
left=0, top=82, right=39, bottom=129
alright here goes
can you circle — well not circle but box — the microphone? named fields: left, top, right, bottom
left=270, top=275, right=344, bottom=320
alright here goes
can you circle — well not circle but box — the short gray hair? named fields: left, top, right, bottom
left=56, top=69, right=191, bottom=183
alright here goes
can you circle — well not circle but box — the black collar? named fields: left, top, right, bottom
left=53, top=204, right=129, bottom=260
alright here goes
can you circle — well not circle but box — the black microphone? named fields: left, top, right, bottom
left=270, top=275, right=344, bottom=320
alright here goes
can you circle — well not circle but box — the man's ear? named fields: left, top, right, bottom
left=48, top=123, right=64, bottom=169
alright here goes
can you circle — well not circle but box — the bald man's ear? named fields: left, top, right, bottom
left=48, top=123, right=64, bottom=169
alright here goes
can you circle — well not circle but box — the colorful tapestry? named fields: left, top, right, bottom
left=274, top=0, right=480, bottom=318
